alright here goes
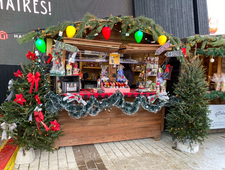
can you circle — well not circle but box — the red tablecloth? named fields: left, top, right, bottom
left=65, top=89, right=156, bottom=99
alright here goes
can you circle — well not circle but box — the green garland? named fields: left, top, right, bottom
left=205, top=90, right=225, bottom=100
left=44, top=91, right=176, bottom=119
left=18, top=13, right=181, bottom=49
left=185, top=35, right=225, bottom=57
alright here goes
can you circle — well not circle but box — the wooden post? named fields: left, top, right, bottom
left=46, top=38, right=53, bottom=54
left=217, top=57, right=222, bottom=75
left=208, top=56, right=213, bottom=83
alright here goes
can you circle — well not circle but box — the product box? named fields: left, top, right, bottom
left=62, top=82, right=80, bottom=93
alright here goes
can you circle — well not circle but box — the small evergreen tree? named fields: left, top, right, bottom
left=0, top=51, right=62, bottom=151
left=166, top=55, right=211, bottom=146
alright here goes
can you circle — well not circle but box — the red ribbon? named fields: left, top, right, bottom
left=34, top=110, right=49, bottom=134
left=47, top=53, right=53, bottom=64
left=165, top=64, right=170, bottom=73
left=27, top=72, right=41, bottom=94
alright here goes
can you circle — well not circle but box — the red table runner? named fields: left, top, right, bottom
left=65, top=89, right=156, bottom=99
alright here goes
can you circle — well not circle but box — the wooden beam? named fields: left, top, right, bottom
left=217, top=57, right=222, bottom=75
left=208, top=56, right=213, bottom=83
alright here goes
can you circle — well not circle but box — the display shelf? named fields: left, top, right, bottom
left=83, top=67, right=102, bottom=69
left=120, top=60, right=147, bottom=65
left=66, top=58, right=108, bottom=63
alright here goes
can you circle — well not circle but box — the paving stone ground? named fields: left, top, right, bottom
left=11, top=132, right=225, bottom=170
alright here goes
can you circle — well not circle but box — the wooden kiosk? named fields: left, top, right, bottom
left=184, top=35, right=225, bottom=133
left=41, top=15, right=179, bottom=148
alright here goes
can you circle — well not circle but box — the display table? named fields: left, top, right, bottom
left=54, top=89, right=165, bottom=148
left=63, top=89, right=156, bottom=99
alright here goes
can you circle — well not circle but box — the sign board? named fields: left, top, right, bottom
left=54, top=40, right=79, bottom=53
left=208, top=105, right=225, bottom=129
left=162, top=65, right=173, bottom=80
left=155, top=40, right=171, bottom=55
left=165, top=51, right=183, bottom=57
left=109, top=53, right=120, bottom=65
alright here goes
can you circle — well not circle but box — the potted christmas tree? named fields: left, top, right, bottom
left=0, top=51, right=62, bottom=164
left=166, top=55, right=211, bottom=153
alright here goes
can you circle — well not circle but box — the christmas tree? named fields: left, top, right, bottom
left=166, top=55, right=211, bottom=147
left=0, top=51, right=62, bottom=151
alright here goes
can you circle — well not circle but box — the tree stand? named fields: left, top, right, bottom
left=15, top=148, right=35, bottom=164
left=177, top=141, right=199, bottom=153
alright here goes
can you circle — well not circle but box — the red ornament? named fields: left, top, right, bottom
left=182, top=48, right=187, bottom=58
left=50, top=120, right=60, bottom=131
left=14, top=70, right=23, bottom=78
left=26, top=51, right=37, bottom=60
left=14, top=93, right=26, bottom=105
left=102, top=26, right=111, bottom=40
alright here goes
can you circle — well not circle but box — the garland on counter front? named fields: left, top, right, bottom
left=205, top=90, right=225, bottom=100
left=44, top=91, right=176, bottom=119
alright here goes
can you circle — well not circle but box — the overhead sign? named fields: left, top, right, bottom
left=208, top=105, right=225, bottom=129
left=53, top=40, right=79, bottom=53
left=165, top=51, right=183, bottom=57
left=155, top=40, right=172, bottom=55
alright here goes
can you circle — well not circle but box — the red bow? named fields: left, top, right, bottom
left=47, top=53, right=53, bottom=64
left=27, top=72, right=41, bottom=94
left=34, top=110, right=49, bottom=134
left=165, top=64, right=170, bottom=73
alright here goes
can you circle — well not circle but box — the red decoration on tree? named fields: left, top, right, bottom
left=14, top=70, right=23, bottom=78
left=26, top=51, right=37, bottom=60
left=27, top=72, right=41, bottom=94
left=50, top=120, right=60, bottom=131
left=34, top=110, right=50, bottom=134
left=35, top=95, right=41, bottom=105
left=14, top=93, right=26, bottom=105
left=102, top=26, right=111, bottom=40
left=182, top=48, right=187, bottom=58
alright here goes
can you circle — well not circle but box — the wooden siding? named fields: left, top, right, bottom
left=134, top=0, right=209, bottom=38
left=54, top=104, right=164, bottom=148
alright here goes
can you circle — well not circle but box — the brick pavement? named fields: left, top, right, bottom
left=11, top=132, right=225, bottom=170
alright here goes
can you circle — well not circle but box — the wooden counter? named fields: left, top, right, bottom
left=54, top=99, right=165, bottom=148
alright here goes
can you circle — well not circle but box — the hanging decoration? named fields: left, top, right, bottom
left=50, top=120, right=60, bottom=131
left=158, top=35, right=167, bottom=45
left=5, top=80, right=14, bottom=101
left=26, top=51, right=36, bottom=60
left=35, top=38, right=46, bottom=53
left=27, top=72, right=41, bottom=94
left=35, top=95, right=42, bottom=105
left=182, top=47, right=187, bottom=58
left=134, top=30, right=143, bottom=43
left=34, top=108, right=50, bottom=134
left=102, top=26, right=111, bottom=40
left=44, top=91, right=175, bottom=119
left=14, top=70, right=23, bottom=78
left=66, top=25, right=76, bottom=38
left=14, top=93, right=26, bottom=105
left=210, top=58, right=215, bottom=63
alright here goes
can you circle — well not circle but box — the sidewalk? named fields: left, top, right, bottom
left=13, top=132, right=225, bottom=170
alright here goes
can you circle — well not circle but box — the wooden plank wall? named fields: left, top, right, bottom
left=55, top=103, right=164, bottom=148
left=134, top=0, right=209, bottom=38
left=0, top=64, right=21, bottom=104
